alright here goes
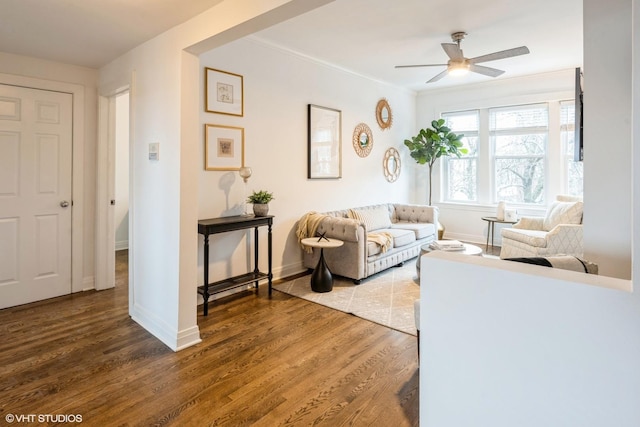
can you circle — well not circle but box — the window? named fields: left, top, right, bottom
left=491, top=104, right=548, bottom=204
left=442, top=111, right=479, bottom=202
left=442, top=101, right=582, bottom=206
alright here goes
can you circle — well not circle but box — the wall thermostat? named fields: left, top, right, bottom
left=149, top=142, right=159, bottom=160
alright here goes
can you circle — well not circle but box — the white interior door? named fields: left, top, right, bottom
left=0, top=84, right=73, bottom=309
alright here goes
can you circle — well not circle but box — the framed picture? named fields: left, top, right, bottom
left=204, top=124, right=244, bottom=171
left=307, top=104, right=342, bottom=179
left=205, top=67, right=244, bottom=116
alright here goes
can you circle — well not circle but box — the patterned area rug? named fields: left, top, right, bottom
left=274, top=262, right=419, bottom=336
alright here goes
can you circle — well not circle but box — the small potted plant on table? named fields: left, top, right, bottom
left=247, top=190, right=274, bottom=216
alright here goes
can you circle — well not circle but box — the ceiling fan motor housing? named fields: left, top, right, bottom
left=451, top=31, right=467, bottom=44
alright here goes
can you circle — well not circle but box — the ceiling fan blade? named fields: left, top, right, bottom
left=426, top=69, right=449, bottom=83
left=441, top=43, right=464, bottom=61
left=469, top=64, right=505, bottom=77
left=395, top=64, right=447, bottom=69
left=468, top=46, right=530, bottom=64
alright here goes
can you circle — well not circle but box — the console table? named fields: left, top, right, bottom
left=198, top=215, right=273, bottom=316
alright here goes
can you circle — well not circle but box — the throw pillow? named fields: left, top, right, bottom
left=349, top=206, right=392, bottom=231
left=543, top=201, right=583, bottom=231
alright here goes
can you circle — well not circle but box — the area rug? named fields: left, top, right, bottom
left=274, top=262, right=419, bottom=336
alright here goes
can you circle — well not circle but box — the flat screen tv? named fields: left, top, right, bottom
left=574, top=67, right=583, bottom=162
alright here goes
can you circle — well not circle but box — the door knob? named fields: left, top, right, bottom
left=60, top=201, right=70, bottom=208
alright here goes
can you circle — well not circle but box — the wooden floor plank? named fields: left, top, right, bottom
left=0, top=250, right=419, bottom=426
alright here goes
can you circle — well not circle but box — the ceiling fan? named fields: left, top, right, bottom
left=395, top=32, right=530, bottom=83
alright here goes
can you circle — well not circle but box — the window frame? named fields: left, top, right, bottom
left=441, top=100, right=581, bottom=208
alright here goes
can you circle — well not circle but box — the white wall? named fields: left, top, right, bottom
left=98, top=0, right=337, bottom=351
left=197, top=37, right=416, bottom=284
left=582, top=0, right=632, bottom=279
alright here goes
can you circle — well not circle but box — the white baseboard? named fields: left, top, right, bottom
left=82, top=276, right=95, bottom=292
left=130, top=302, right=201, bottom=352
left=115, top=240, right=129, bottom=251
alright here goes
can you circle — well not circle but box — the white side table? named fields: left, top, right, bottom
left=301, top=237, right=344, bottom=292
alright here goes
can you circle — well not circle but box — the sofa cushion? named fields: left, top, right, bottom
left=391, top=222, right=436, bottom=240
left=349, top=206, right=392, bottom=231
left=380, top=228, right=415, bottom=248
left=543, top=201, right=583, bottom=231
left=366, top=228, right=416, bottom=257
left=501, top=228, right=548, bottom=247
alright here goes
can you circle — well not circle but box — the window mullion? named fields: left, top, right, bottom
left=478, top=109, right=491, bottom=204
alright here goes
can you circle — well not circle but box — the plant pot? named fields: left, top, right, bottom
left=253, top=203, right=269, bottom=216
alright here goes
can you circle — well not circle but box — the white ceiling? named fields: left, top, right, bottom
left=0, top=0, right=582, bottom=91
left=0, top=0, right=225, bottom=69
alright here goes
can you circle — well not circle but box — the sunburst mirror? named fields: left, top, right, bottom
left=352, top=122, right=373, bottom=157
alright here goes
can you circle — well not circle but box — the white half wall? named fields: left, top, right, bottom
left=419, top=252, right=639, bottom=427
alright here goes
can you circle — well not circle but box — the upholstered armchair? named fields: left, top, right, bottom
left=500, top=196, right=584, bottom=259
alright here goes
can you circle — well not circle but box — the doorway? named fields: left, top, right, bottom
left=95, top=88, right=131, bottom=294
left=114, top=92, right=130, bottom=256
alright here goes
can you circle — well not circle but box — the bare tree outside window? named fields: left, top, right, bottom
left=491, top=104, right=548, bottom=204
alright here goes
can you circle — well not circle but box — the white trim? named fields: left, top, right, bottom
left=0, top=72, right=85, bottom=295
left=131, top=303, right=202, bottom=352
left=247, top=35, right=417, bottom=96
left=95, top=96, right=113, bottom=290
left=115, top=240, right=129, bottom=251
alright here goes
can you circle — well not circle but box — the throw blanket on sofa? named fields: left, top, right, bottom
left=296, top=211, right=328, bottom=253
left=367, top=232, right=394, bottom=253
left=345, top=208, right=394, bottom=253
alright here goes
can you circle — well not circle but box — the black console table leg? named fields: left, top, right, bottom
left=203, top=234, right=210, bottom=316
left=268, top=222, right=273, bottom=295
left=253, top=227, right=260, bottom=289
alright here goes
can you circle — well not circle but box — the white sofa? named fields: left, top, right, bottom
left=301, top=203, right=438, bottom=283
left=500, top=196, right=584, bottom=259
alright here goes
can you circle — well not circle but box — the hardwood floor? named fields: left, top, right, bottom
left=0, top=250, right=419, bottom=426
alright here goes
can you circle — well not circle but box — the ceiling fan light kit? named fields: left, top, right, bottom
left=395, top=31, right=530, bottom=84
left=448, top=60, right=470, bottom=76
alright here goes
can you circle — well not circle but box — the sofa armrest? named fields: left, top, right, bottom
left=546, top=223, right=583, bottom=243
left=316, top=216, right=363, bottom=243
left=513, top=216, right=545, bottom=230
left=393, top=204, right=439, bottom=225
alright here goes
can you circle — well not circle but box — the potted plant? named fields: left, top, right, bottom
left=404, top=118, right=467, bottom=206
left=247, top=190, right=274, bottom=216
